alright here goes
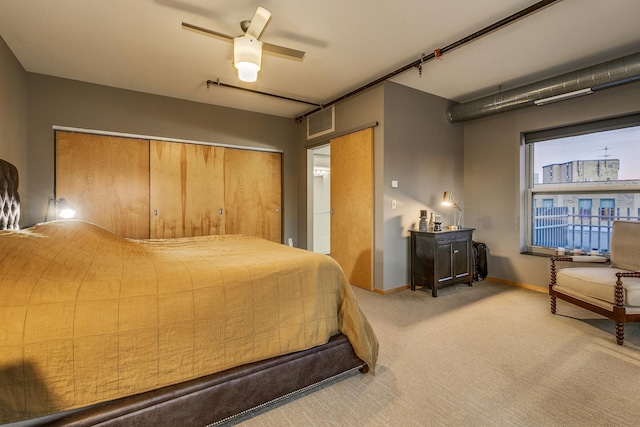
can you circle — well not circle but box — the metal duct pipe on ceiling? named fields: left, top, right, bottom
left=446, top=51, right=640, bottom=123
left=294, top=0, right=559, bottom=123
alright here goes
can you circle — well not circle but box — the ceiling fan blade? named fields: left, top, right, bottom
left=263, top=42, right=306, bottom=60
left=182, top=22, right=234, bottom=42
left=245, top=6, right=272, bottom=39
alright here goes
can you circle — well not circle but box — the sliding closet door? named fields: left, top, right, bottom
left=224, top=148, right=282, bottom=242
left=149, top=141, right=225, bottom=238
left=330, top=128, right=374, bottom=290
left=55, top=131, right=150, bottom=238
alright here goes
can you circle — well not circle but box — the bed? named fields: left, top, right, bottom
left=0, top=158, right=378, bottom=426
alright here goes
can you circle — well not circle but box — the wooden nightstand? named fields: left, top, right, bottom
left=409, top=228, right=475, bottom=297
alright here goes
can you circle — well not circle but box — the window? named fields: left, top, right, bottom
left=578, top=199, right=592, bottom=216
left=525, top=114, right=640, bottom=254
left=600, top=199, right=615, bottom=218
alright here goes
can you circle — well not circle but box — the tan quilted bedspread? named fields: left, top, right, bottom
left=0, top=220, right=378, bottom=423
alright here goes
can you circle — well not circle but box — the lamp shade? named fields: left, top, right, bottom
left=234, top=36, right=262, bottom=82
left=57, top=198, right=76, bottom=219
left=441, top=191, right=462, bottom=229
left=442, top=191, right=454, bottom=206
left=45, top=197, right=77, bottom=222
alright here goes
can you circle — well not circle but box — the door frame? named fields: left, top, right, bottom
left=306, top=126, right=376, bottom=291
left=306, top=143, right=331, bottom=254
left=305, top=121, right=378, bottom=254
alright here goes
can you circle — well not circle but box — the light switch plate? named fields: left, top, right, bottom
left=391, top=179, right=399, bottom=188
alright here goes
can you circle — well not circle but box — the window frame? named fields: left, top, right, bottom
left=578, top=199, right=592, bottom=217
left=600, top=198, right=615, bottom=218
left=523, top=113, right=640, bottom=254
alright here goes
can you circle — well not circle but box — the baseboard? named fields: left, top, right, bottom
left=373, top=279, right=547, bottom=296
left=374, top=285, right=410, bottom=295
left=486, top=276, right=546, bottom=293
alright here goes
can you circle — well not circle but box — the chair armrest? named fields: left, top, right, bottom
left=550, top=256, right=574, bottom=266
left=616, top=272, right=640, bottom=278
left=549, top=257, right=572, bottom=292
left=615, top=272, right=640, bottom=307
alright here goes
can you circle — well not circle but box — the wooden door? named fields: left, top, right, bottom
left=330, top=128, right=374, bottom=290
left=436, top=241, right=454, bottom=283
left=150, top=141, right=225, bottom=238
left=55, top=131, right=150, bottom=239
left=453, top=239, right=471, bottom=280
left=224, top=148, right=282, bottom=242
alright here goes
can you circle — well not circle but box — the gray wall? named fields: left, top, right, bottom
left=464, top=80, right=640, bottom=290
left=14, top=28, right=638, bottom=292
left=299, top=85, right=385, bottom=288
left=0, top=36, right=28, bottom=220
left=24, top=74, right=300, bottom=237
left=383, top=82, right=464, bottom=289
left=298, top=82, right=464, bottom=292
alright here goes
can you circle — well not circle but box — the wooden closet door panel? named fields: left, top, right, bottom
left=150, top=141, right=225, bottom=238
left=224, top=149, right=281, bottom=242
left=330, top=128, right=374, bottom=290
left=55, top=131, right=150, bottom=239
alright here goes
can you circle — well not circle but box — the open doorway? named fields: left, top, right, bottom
left=310, top=144, right=330, bottom=254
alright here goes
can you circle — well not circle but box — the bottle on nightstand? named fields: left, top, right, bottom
left=419, top=210, right=428, bottom=231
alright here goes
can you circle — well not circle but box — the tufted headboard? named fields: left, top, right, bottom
left=0, top=159, right=20, bottom=230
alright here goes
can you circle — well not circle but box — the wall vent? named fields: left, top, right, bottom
left=307, top=106, right=335, bottom=140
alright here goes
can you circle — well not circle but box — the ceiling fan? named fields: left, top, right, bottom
left=182, top=5, right=305, bottom=83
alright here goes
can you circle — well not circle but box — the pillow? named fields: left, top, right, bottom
left=571, top=255, right=607, bottom=263
left=610, top=221, right=640, bottom=271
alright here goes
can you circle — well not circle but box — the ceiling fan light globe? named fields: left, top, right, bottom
left=236, top=62, right=260, bottom=82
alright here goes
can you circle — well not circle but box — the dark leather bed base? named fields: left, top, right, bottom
left=42, top=334, right=365, bottom=427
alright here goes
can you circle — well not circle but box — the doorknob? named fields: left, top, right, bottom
left=331, top=208, right=335, bottom=215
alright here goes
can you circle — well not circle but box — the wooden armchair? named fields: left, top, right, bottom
left=549, top=221, right=640, bottom=345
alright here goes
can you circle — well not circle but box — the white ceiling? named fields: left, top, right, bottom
left=2, top=0, right=639, bottom=119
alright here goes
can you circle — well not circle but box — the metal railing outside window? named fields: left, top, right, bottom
left=533, top=206, right=640, bottom=252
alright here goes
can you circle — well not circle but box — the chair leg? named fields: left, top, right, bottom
left=616, top=322, right=624, bottom=345
left=550, top=295, right=556, bottom=314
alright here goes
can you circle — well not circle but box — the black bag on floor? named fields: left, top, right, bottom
left=472, top=241, right=488, bottom=281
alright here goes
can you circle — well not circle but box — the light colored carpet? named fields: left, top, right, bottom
left=231, top=281, right=640, bottom=426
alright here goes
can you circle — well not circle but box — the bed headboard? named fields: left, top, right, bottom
left=0, top=159, right=20, bottom=230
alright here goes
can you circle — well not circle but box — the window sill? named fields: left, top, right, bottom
left=521, top=250, right=611, bottom=262
left=521, top=251, right=554, bottom=258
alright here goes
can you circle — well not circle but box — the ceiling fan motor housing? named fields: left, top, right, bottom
left=234, top=36, right=263, bottom=82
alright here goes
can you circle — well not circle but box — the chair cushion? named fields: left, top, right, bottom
left=610, top=221, right=640, bottom=272
left=556, top=267, right=640, bottom=306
